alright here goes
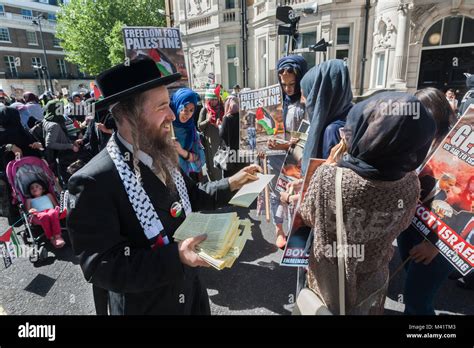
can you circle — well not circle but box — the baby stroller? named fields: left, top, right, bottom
left=5, top=156, right=68, bottom=263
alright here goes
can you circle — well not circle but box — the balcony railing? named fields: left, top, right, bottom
left=253, top=1, right=277, bottom=20
left=187, top=15, right=211, bottom=30
left=0, top=12, right=56, bottom=29
left=279, top=0, right=311, bottom=5
left=222, top=9, right=239, bottom=23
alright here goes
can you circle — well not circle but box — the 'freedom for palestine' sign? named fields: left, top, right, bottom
left=123, top=27, right=181, bottom=50
left=122, top=26, right=188, bottom=89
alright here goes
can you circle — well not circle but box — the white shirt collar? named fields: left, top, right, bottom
left=116, top=131, right=154, bottom=169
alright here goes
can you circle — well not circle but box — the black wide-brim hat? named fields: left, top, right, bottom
left=94, top=56, right=181, bottom=111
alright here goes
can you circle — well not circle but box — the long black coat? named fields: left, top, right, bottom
left=67, top=133, right=232, bottom=315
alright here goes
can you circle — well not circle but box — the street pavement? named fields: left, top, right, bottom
left=0, top=206, right=473, bottom=316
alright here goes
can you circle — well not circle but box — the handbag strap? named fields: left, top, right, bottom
left=335, top=166, right=346, bottom=315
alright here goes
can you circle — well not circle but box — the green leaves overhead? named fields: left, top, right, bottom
left=56, top=0, right=166, bottom=75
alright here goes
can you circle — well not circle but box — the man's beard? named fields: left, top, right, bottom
left=135, top=118, right=179, bottom=189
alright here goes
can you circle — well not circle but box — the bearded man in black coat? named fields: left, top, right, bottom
left=66, top=57, right=260, bottom=315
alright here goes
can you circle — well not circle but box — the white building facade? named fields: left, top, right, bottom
left=173, top=0, right=474, bottom=98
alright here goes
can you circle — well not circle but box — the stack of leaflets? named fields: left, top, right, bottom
left=173, top=212, right=252, bottom=270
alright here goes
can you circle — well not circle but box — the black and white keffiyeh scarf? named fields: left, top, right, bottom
left=107, top=136, right=192, bottom=247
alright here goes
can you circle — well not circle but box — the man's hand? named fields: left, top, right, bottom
left=74, top=139, right=83, bottom=147
left=409, top=240, right=439, bottom=265
left=29, top=208, right=37, bottom=213
left=178, top=234, right=210, bottom=267
left=228, top=164, right=262, bottom=191
left=72, top=144, right=80, bottom=153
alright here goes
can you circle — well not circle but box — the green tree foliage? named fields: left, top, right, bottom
left=56, top=0, right=166, bottom=75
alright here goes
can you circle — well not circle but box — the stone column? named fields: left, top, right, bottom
left=393, top=3, right=409, bottom=82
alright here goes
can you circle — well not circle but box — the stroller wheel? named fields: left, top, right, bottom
left=29, top=246, right=48, bottom=263
left=29, top=249, right=39, bottom=263
left=21, top=229, right=34, bottom=245
left=39, top=246, right=48, bottom=261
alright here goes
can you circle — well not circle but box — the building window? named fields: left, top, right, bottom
left=38, top=0, right=50, bottom=3
left=443, top=16, right=463, bottom=45
left=0, top=5, right=5, bottom=16
left=225, top=0, right=236, bottom=9
left=298, top=32, right=317, bottom=69
left=335, top=26, right=351, bottom=64
left=57, top=59, right=67, bottom=78
left=4, top=56, right=18, bottom=77
left=31, top=57, right=42, bottom=67
left=26, top=31, right=38, bottom=45
left=337, top=27, right=350, bottom=45
left=423, top=16, right=474, bottom=47
left=226, top=44, right=238, bottom=89
left=375, top=53, right=386, bottom=87
left=53, top=37, right=61, bottom=47
left=21, top=9, right=33, bottom=20
left=335, top=49, right=349, bottom=62
left=48, top=13, right=56, bottom=22
left=0, top=28, right=10, bottom=42
left=32, top=57, right=42, bottom=77
left=462, top=17, right=474, bottom=43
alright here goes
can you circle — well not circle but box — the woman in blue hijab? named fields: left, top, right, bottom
left=170, top=88, right=205, bottom=179
left=300, top=59, right=353, bottom=174
left=277, top=55, right=308, bottom=136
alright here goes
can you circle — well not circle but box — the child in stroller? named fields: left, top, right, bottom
left=25, top=180, right=65, bottom=248
left=6, top=156, right=67, bottom=261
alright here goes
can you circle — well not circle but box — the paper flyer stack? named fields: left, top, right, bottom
left=173, top=212, right=252, bottom=270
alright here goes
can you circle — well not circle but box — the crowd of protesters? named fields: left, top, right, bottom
left=1, top=54, right=473, bottom=316
left=0, top=88, right=116, bottom=248
left=0, top=89, right=115, bottom=185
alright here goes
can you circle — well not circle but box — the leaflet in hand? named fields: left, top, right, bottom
left=228, top=173, right=275, bottom=208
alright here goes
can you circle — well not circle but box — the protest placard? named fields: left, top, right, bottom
left=239, top=84, right=284, bottom=156
left=281, top=158, right=325, bottom=267
left=122, top=26, right=188, bottom=89
left=275, top=120, right=310, bottom=195
left=412, top=105, right=474, bottom=276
